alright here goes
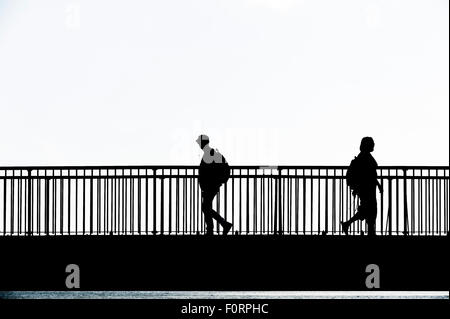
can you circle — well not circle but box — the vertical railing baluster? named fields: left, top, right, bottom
left=160, top=175, right=164, bottom=235
left=231, top=170, right=235, bottom=234
left=346, top=173, right=349, bottom=234
left=269, top=172, right=273, bottom=234
left=437, top=171, right=441, bottom=235
left=38, top=171, right=41, bottom=235
left=318, top=170, right=321, bottom=235
left=114, top=173, right=117, bottom=234
left=421, top=170, right=425, bottom=235
left=331, top=170, right=335, bottom=235
left=82, top=170, right=86, bottom=235
left=183, top=171, right=187, bottom=234
left=75, top=170, right=78, bottom=235
left=395, top=169, right=399, bottom=235
left=253, top=169, right=257, bottom=235
left=431, top=171, right=434, bottom=235
left=338, top=173, right=341, bottom=235
left=224, top=173, right=228, bottom=233
left=273, top=169, right=279, bottom=235
left=191, top=173, right=194, bottom=235
left=53, top=175, right=56, bottom=235
left=379, top=170, right=384, bottom=236
left=18, top=171, right=22, bottom=235
left=153, top=169, right=157, bottom=235
left=145, top=171, right=149, bottom=235
left=403, top=169, right=409, bottom=235
left=339, top=170, right=343, bottom=235
left=138, top=170, right=141, bottom=235
left=427, top=170, right=430, bottom=235
left=11, top=171, right=15, bottom=235
left=295, top=170, right=299, bottom=235
left=3, top=172, right=6, bottom=235
left=168, top=170, right=172, bottom=235
left=197, top=169, right=201, bottom=235
left=122, top=171, right=125, bottom=235
left=387, top=178, right=392, bottom=236
left=131, top=171, right=135, bottom=235
left=175, top=169, right=179, bottom=234
left=263, top=170, right=266, bottom=234
left=104, top=172, right=107, bottom=235
left=419, top=170, right=422, bottom=235
left=255, top=169, right=258, bottom=234
left=68, top=171, right=71, bottom=235
left=445, top=171, right=449, bottom=234
left=412, top=171, right=415, bottom=236
left=61, top=174, right=64, bottom=235
left=97, top=173, right=101, bottom=235
left=45, top=175, right=49, bottom=236
left=239, top=169, right=242, bottom=235
left=124, top=172, right=128, bottom=235
left=287, top=171, right=291, bottom=234
left=27, top=169, right=32, bottom=236
left=303, top=172, right=306, bottom=235
left=281, top=171, right=284, bottom=234
left=246, top=170, right=250, bottom=235
left=325, top=170, right=329, bottom=234
left=311, top=170, right=314, bottom=235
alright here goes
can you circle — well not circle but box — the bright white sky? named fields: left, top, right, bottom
left=0, top=0, right=448, bottom=166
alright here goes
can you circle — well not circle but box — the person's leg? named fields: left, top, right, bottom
left=342, top=198, right=364, bottom=234
left=346, top=210, right=363, bottom=225
left=202, top=189, right=232, bottom=235
left=366, top=198, right=377, bottom=236
left=206, top=192, right=227, bottom=228
left=202, top=189, right=230, bottom=231
left=201, top=191, right=215, bottom=234
left=367, top=220, right=375, bottom=236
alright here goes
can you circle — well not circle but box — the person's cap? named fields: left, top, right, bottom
left=196, top=134, right=209, bottom=144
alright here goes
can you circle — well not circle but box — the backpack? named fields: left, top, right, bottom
left=214, top=151, right=230, bottom=185
left=346, top=156, right=362, bottom=196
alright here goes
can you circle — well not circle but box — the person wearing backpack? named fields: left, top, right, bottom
left=341, top=137, right=382, bottom=236
left=196, top=135, right=233, bottom=235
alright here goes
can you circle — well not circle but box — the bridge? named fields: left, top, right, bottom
left=0, top=165, right=448, bottom=292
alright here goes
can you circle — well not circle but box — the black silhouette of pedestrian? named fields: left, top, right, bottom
left=341, top=137, right=382, bottom=236
left=196, top=135, right=233, bottom=235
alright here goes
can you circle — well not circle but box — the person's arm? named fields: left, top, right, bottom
left=373, top=156, right=382, bottom=193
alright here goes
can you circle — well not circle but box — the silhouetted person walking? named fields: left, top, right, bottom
left=196, top=135, right=233, bottom=235
left=341, top=137, right=382, bottom=236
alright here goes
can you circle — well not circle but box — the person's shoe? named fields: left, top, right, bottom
left=223, top=222, right=232, bottom=236
left=341, top=222, right=349, bottom=235
left=205, top=229, right=214, bottom=236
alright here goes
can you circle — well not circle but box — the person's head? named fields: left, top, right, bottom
left=196, top=134, right=210, bottom=149
left=360, top=136, right=375, bottom=153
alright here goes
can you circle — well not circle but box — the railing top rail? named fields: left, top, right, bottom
left=0, top=165, right=449, bottom=170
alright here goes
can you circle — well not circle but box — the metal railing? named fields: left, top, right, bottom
left=0, top=166, right=448, bottom=236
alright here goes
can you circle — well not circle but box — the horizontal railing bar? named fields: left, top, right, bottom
left=0, top=165, right=448, bottom=171
left=0, top=175, right=448, bottom=180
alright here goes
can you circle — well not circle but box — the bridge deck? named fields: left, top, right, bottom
left=0, top=235, right=447, bottom=291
